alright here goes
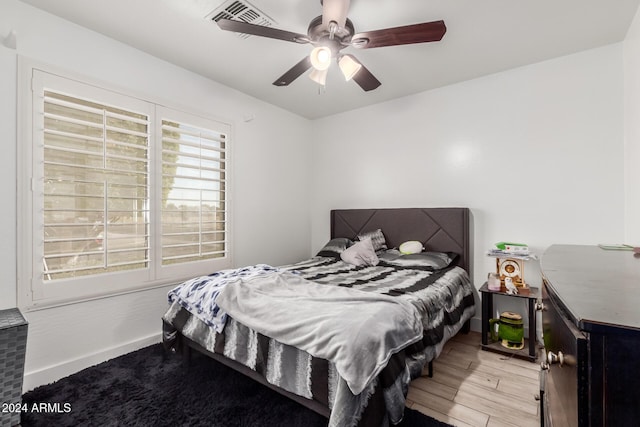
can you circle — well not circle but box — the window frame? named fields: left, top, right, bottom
left=154, top=106, right=231, bottom=282
left=17, top=60, right=233, bottom=310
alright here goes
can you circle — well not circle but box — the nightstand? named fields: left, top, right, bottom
left=480, top=282, right=538, bottom=362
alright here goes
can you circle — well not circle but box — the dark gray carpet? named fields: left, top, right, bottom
left=21, top=344, right=453, bottom=426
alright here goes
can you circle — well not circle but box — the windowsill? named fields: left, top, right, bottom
left=20, top=279, right=180, bottom=312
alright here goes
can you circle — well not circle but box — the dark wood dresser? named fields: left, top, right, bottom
left=540, top=244, right=640, bottom=427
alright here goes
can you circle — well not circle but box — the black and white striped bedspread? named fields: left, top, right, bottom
left=162, top=256, right=475, bottom=427
left=281, top=256, right=474, bottom=333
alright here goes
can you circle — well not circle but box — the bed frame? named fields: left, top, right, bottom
left=172, top=207, right=471, bottom=421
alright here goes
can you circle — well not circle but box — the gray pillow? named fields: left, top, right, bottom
left=316, top=237, right=353, bottom=257
left=380, top=249, right=458, bottom=270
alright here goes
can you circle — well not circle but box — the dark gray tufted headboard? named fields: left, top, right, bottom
left=330, top=208, right=470, bottom=273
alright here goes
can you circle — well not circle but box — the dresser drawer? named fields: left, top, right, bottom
left=541, top=282, right=588, bottom=427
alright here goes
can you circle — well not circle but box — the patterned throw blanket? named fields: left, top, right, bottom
left=214, top=268, right=425, bottom=395
left=167, top=264, right=278, bottom=332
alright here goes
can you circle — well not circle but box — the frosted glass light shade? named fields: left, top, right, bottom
left=338, top=55, right=362, bottom=81
left=310, top=46, right=332, bottom=71
left=309, top=68, right=328, bottom=86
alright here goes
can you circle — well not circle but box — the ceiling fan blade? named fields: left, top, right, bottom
left=322, top=0, right=350, bottom=29
left=217, top=19, right=310, bottom=44
left=273, top=56, right=313, bottom=87
left=351, top=20, right=446, bottom=49
left=351, top=60, right=381, bottom=92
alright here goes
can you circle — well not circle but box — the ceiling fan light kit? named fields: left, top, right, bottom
left=310, top=46, right=332, bottom=71
left=216, top=0, right=446, bottom=92
left=338, top=54, right=361, bottom=81
left=309, top=68, right=328, bottom=86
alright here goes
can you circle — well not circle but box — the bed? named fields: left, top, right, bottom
left=162, top=208, right=476, bottom=427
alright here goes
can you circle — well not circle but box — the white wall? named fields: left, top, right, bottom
left=0, top=35, right=18, bottom=312
left=310, top=44, right=625, bottom=327
left=624, top=6, right=640, bottom=243
left=0, top=0, right=312, bottom=390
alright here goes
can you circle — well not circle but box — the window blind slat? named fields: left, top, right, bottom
left=161, top=125, right=225, bottom=143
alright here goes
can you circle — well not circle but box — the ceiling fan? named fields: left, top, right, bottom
left=216, top=0, right=446, bottom=91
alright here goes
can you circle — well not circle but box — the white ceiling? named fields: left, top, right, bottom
left=20, top=0, right=640, bottom=119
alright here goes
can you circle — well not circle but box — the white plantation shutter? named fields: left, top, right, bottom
left=42, top=91, right=150, bottom=281
left=23, top=68, right=232, bottom=307
left=161, top=118, right=228, bottom=265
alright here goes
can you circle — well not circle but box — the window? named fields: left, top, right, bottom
left=160, top=117, right=227, bottom=266
left=155, top=107, right=230, bottom=280
left=20, top=67, right=232, bottom=308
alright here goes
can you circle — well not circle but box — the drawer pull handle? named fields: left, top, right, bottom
left=547, top=351, right=564, bottom=367
left=535, top=301, right=545, bottom=311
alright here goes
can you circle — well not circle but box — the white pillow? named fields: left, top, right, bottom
left=340, top=238, right=379, bottom=267
left=399, top=240, right=423, bottom=255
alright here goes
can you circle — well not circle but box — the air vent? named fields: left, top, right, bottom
left=206, top=0, right=276, bottom=39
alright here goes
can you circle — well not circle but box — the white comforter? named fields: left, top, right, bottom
left=214, top=268, right=425, bottom=395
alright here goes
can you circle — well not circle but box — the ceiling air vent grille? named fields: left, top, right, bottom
left=207, top=0, right=276, bottom=39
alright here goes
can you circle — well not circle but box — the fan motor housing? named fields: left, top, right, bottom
left=307, top=15, right=354, bottom=48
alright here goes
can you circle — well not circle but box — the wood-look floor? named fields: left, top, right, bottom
left=407, top=331, right=541, bottom=427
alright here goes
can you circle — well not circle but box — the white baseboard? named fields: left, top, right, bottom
left=23, top=333, right=161, bottom=393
